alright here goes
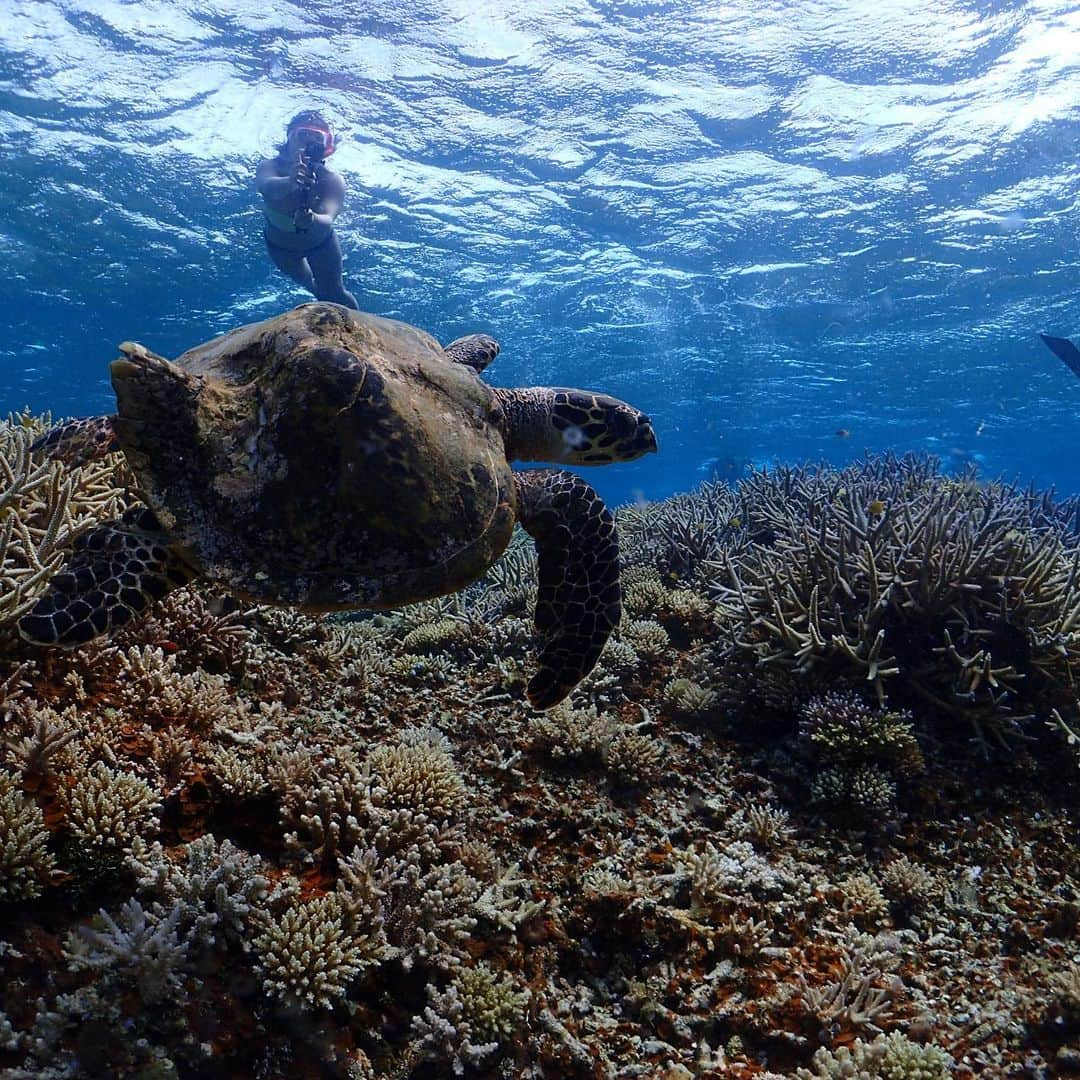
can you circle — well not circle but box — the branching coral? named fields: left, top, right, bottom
left=411, top=962, right=529, bottom=1074
left=795, top=1030, right=954, bottom=1078
left=800, top=692, right=924, bottom=777
left=252, top=888, right=388, bottom=1010
left=0, top=768, right=55, bottom=900
left=708, top=456, right=1080, bottom=754
left=619, top=618, right=670, bottom=663
left=530, top=704, right=619, bottom=763
left=381, top=849, right=482, bottom=970
left=65, top=898, right=191, bottom=1005
left=810, top=763, right=898, bottom=823
left=604, top=729, right=664, bottom=787
left=61, top=762, right=161, bottom=851
left=367, top=740, right=467, bottom=821
left=798, top=930, right=906, bottom=1038
left=3, top=703, right=79, bottom=778
left=128, top=834, right=269, bottom=949
left=135, top=587, right=253, bottom=673
left=0, top=412, right=132, bottom=628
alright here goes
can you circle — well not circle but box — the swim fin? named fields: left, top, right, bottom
left=1039, top=333, right=1080, bottom=379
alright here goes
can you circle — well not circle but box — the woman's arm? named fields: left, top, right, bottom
left=313, top=169, right=346, bottom=223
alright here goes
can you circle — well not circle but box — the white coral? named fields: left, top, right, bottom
left=63, top=762, right=160, bottom=850
left=253, top=890, right=387, bottom=1010
left=65, top=898, right=191, bottom=1005
left=0, top=769, right=54, bottom=901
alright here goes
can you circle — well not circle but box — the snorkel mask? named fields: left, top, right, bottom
left=292, top=123, right=335, bottom=160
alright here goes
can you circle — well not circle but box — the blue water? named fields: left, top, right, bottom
left=1, top=0, right=1078, bottom=509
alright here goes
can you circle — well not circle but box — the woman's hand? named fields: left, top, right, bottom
left=292, top=157, right=316, bottom=191
left=293, top=207, right=315, bottom=231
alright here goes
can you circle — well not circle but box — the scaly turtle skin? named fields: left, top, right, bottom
left=19, top=303, right=657, bottom=709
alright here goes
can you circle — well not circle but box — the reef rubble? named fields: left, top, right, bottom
left=0, top=412, right=1078, bottom=1077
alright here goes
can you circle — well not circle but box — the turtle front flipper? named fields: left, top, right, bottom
left=513, top=469, right=621, bottom=710
left=443, top=334, right=500, bottom=373
left=18, top=508, right=197, bottom=648
left=31, top=416, right=120, bottom=467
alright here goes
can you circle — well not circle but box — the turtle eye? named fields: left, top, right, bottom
left=611, top=408, right=638, bottom=437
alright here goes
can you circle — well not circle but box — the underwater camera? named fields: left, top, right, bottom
left=301, top=139, right=326, bottom=167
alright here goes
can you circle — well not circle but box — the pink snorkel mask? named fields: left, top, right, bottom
left=293, top=124, right=335, bottom=158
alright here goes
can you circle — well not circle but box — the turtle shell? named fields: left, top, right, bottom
left=110, top=303, right=516, bottom=609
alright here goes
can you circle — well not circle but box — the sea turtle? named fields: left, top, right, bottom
left=19, top=302, right=657, bottom=709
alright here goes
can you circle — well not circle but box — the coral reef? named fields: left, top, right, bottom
left=0, top=418, right=1076, bottom=1077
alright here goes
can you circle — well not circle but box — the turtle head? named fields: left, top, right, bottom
left=495, top=387, right=658, bottom=466
left=111, top=343, right=201, bottom=421
left=110, top=343, right=207, bottom=479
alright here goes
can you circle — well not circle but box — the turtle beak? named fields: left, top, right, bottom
left=111, top=343, right=193, bottom=390
left=610, top=406, right=657, bottom=461
left=635, top=413, right=658, bottom=457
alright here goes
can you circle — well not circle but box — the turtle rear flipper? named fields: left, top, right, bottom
left=31, top=416, right=120, bottom=467
left=443, top=334, right=500, bottom=373
left=18, top=507, right=196, bottom=647
left=513, top=469, right=621, bottom=710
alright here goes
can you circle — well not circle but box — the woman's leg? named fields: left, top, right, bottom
left=307, top=231, right=359, bottom=309
left=264, top=234, right=316, bottom=293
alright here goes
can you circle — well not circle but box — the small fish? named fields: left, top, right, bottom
left=868, top=500, right=885, bottom=515
left=835, top=428, right=851, bottom=438
left=728, top=516, right=742, bottom=528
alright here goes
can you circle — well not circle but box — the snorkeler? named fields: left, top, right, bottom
left=256, top=111, right=359, bottom=310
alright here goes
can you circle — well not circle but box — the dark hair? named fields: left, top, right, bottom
left=276, top=111, right=331, bottom=156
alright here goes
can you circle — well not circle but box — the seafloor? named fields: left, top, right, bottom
left=1, top=412, right=1079, bottom=1079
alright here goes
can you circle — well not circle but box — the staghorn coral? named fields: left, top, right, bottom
left=0, top=768, right=55, bottom=900
left=616, top=481, right=742, bottom=582
left=710, top=455, right=1080, bottom=756
left=61, top=761, right=161, bottom=851
left=0, top=412, right=132, bottom=629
